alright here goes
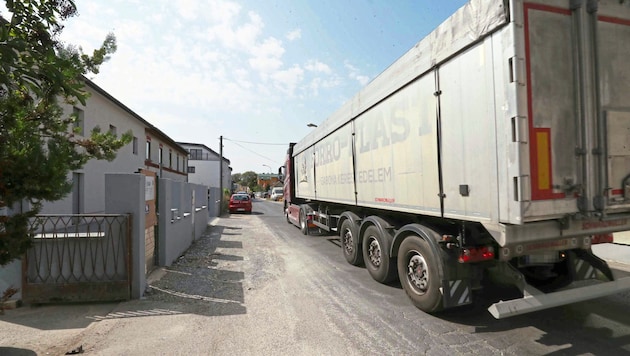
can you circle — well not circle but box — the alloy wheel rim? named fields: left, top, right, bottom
left=367, top=237, right=381, bottom=267
left=407, top=251, right=429, bottom=294
left=342, top=229, right=353, bottom=255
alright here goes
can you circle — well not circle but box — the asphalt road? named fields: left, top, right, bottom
left=2, top=198, right=630, bottom=355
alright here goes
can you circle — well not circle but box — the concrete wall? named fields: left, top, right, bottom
left=105, top=173, right=146, bottom=299
left=208, top=187, right=221, bottom=217
left=158, top=178, right=209, bottom=266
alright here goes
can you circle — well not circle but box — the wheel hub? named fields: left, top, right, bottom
left=407, top=253, right=429, bottom=294
left=367, top=238, right=381, bottom=267
left=342, top=230, right=353, bottom=255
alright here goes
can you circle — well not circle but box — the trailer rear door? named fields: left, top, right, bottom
left=521, top=0, right=630, bottom=219
left=597, top=8, right=630, bottom=212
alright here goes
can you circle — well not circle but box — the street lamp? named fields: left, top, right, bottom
left=307, top=123, right=318, bottom=128
left=262, top=164, right=272, bottom=173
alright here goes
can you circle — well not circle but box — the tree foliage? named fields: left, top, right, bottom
left=231, top=173, right=242, bottom=186
left=239, top=171, right=259, bottom=191
left=0, top=0, right=131, bottom=266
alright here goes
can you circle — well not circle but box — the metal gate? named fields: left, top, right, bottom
left=22, top=214, right=132, bottom=304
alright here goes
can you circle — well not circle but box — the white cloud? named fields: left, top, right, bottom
left=344, top=61, right=370, bottom=85
left=176, top=0, right=201, bottom=20
left=249, top=37, right=285, bottom=74
left=271, top=65, right=304, bottom=96
left=304, top=60, right=331, bottom=74
left=286, top=29, right=301, bottom=41
left=354, top=75, right=370, bottom=86
left=203, top=10, right=264, bottom=52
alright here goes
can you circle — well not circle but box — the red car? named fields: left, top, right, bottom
left=229, top=193, right=252, bottom=214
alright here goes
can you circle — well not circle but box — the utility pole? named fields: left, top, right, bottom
left=219, top=135, right=223, bottom=215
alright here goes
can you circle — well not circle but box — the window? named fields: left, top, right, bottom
left=169, top=150, right=172, bottom=168
left=132, top=137, right=138, bottom=155
left=72, top=107, right=84, bottom=136
left=177, top=155, right=180, bottom=171
left=188, top=166, right=195, bottom=173
left=109, top=124, right=117, bottom=135
left=158, top=147, right=163, bottom=164
left=145, top=140, right=151, bottom=160
left=190, top=149, right=202, bottom=160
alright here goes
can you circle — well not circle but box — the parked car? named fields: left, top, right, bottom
left=228, top=193, right=252, bottom=213
left=270, top=187, right=283, bottom=201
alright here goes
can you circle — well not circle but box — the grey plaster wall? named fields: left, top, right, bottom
left=158, top=178, right=209, bottom=267
left=105, top=173, right=146, bottom=299
left=208, top=187, right=221, bottom=217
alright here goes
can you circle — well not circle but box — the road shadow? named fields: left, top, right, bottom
left=144, top=223, right=247, bottom=317
left=228, top=211, right=264, bottom=216
left=437, top=273, right=630, bottom=355
left=0, top=347, right=37, bottom=356
left=0, top=301, right=120, bottom=330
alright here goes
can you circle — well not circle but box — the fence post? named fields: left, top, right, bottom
left=105, top=173, right=146, bottom=299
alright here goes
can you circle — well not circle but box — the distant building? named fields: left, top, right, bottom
left=178, top=142, right=232, bottom=191
left=257, top=173, right=282, bottom=191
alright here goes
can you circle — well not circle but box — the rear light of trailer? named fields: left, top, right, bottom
left=458, top=246, right=495, bottom=263
left=591, top=233, right=613, bottom=244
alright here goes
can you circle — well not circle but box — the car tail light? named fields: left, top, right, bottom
left=591, top=233, right=613, bottom=244
left=458, top=246, right=495, bottom=263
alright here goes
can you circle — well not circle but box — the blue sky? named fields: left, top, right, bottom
left=13, top=0, right=469, bottom=174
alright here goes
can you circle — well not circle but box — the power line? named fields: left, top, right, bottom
left=222, top=137, right=287, bottom=146
left=223, top=138, right=282, bottom=166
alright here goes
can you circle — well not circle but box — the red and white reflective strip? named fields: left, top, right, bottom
left=590, top=234, right=614, bottom=244
left=458, top=246, right=495, bottom=263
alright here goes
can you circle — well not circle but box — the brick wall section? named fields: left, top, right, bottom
left=145, top=225, right=155, bottom=274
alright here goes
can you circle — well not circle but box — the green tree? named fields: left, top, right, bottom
left=239, top=171, right=258, bottom=192
left=0, top=0, right=131, bottom=266
left=231, top=173, right=242, bottom=186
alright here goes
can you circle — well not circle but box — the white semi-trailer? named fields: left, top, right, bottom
left=282, top=0, right=630, bottom=318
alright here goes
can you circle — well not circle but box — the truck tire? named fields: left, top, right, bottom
left=340, top=219, right=363, bottom=266
left=284, top=203, right=291, bottom=224
left=299, top=207, right=308, bottom=235
left=397, top=234, right=443, bottom=313
left=362, top=225, right=397, bottom=283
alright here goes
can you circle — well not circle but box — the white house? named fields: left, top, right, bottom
left=178, top=142, right=232, bottom=192
left=178, top=142, right=232, bottom=217
left=40, top=77, right=189, bottom=215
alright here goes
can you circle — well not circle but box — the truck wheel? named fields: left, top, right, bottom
left=284, top=203, right=291, bottom=224
left=299, top=208, right=308, bottom=235
left=340, top=219, right=363, bottom=266
left=362, top=226, right=397, bottom=283
left=397, top=234, right=443, bottom=313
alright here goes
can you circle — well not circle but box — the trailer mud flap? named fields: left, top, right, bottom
left=441, top=279, right=473, bottom=308
left=487, top=277, right=630, bottom=319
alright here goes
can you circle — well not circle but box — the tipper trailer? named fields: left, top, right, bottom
left=282, top=0, right=630, bottom=318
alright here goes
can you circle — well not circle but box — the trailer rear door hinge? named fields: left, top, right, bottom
left=508, top=57, right=525, bottom=86
left=511, top=116, right=527, bottom=143
left=513, top=176, right=531, bottom=202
